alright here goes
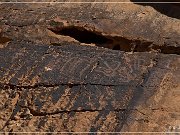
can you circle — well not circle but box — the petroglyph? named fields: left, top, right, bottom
left=0, top=1, right=180, bottom=133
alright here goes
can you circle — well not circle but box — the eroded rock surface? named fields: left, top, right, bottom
left=0, top=0, right=180, bottom=133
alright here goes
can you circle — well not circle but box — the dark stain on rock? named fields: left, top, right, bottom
left=38, top=116, right=48, bottom=129
left=34, top=98, right=44, bottom=111
left=51, top=86, right=65, bottom=104
left=0, top=37, right=11, bottom=44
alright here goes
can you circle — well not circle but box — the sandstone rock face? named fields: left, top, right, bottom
left=0, top=0, right=180, bottom=133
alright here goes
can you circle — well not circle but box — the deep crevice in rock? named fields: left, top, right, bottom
left=49, top=26, right=112, bottom=45
left=20, top=105, right=127, bottom=116
left=0, top=83, right=130, bottom=90
left=49, top=26, right=180, bottom=55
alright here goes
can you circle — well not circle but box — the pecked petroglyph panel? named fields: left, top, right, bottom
left=0, top=41, right=179, bottom=132
left=0, top=41, right=157, bottom=86
left=18, top=85, right=135, bottom=113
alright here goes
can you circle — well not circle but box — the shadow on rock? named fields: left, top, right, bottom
left=131, top=0, right=180, bottom=19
